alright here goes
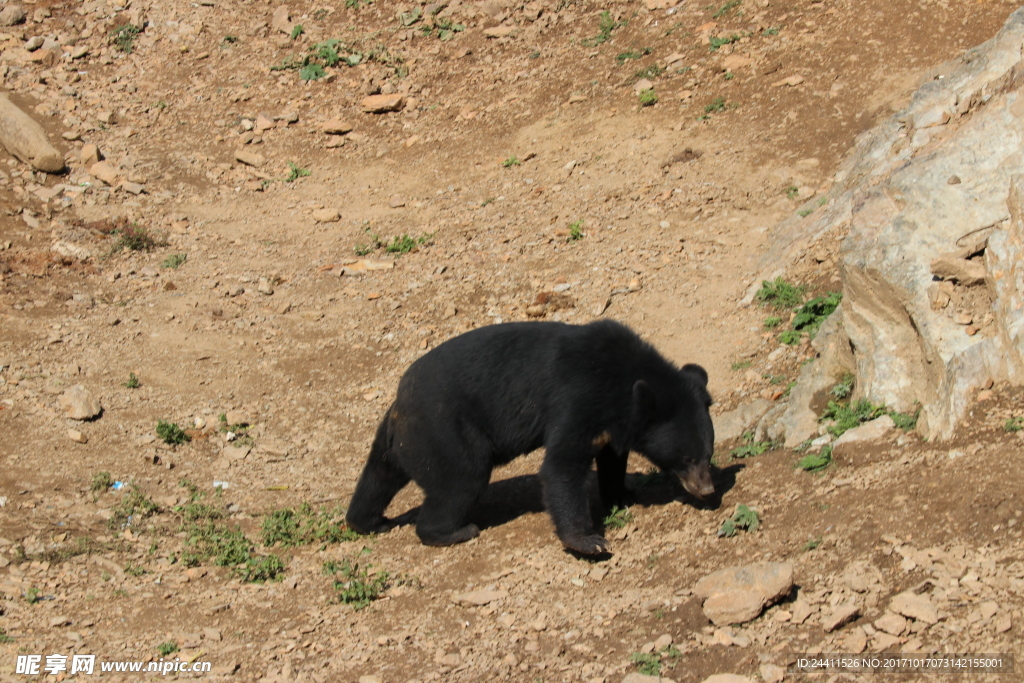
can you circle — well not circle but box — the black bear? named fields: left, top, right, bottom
left=346, top=319, right=715, bottom=554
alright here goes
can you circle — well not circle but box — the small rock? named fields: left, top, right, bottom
left=623, top=674, right=676, bottom=683
left=67, top=429, right=88, bottom=444
left=59, top=385, right=102, bottom=420
left=388, top=196, right=406, bottom=208
left=874, top=612, right=908, bottom=636
left=822, top=601, right=860, bottom=632
left=845, top=625, right=868, bottom=653
left=722, top=55, right=752, bottom=71
left=80, top=143, right=101, bottom=167
left=0, top=4, right=26, bottom=25
left=452, top=589, right=508, bottom=606
left=759, top=664, right=785, bottom=683
left=271, top=5, right=293, bottom=34
left=633, top=78, right=654, bottom=94
left=714, top=399, right=772, bottom=444
left=773, top=75, right=804, bottom=87
left=49, top=616, right=70, bottom=627
left=653, top=633, right=672, bottom=649
left=203, top=627, right=222, bottom=642
left=693, top=562, right=794, bottom=626
left=930, top=255, right=987, bottom=286
left=311, top=208, right=340, bottom=223
left=948, top=175, right=962, bottom=185
left=257, top=276, right=274, bottom=295
left=889, top=590, right=938, bottom=624
left=234, top=149, right=266, bottom=167
left=832, top=415, right=895, bottom=452
left=255, top=113, right=275, bottom=132
left=89, top=161, right=121, bottom=185
left=322, top=118, right=353, bottom=135
left=361, top=94, right=406, bottom=113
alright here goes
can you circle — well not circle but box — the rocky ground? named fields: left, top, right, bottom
left=1, top=0, right=1023, bottom=680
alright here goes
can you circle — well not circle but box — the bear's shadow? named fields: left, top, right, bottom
left=391, top=463, right=742, bottom=536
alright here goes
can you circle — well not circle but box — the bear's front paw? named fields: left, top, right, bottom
left=563, top=533, right=608, bottom=555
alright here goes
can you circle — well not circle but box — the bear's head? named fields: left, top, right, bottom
left=632, top=363, right=715, bottom=499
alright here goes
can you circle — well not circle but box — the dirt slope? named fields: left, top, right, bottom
left=0, top=0, right=1022, bottom=680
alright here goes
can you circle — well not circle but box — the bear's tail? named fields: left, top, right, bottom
left=346, top=406, right=410, bottom=535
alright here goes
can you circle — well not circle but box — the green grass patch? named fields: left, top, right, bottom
left=798, top=208, right=815, bottom=218
left=123, top=372, right=141, bottom=388
left=764, top=315, right=783, bottom=329
left=803, top=536, right=822, bottom=551
left=730, top=360, right=752, bottom=371
left=797, top=444, right=832, bottom=472
left=821, top=399, right=887, bottom=438
left=502, top=156, right=521, bottom=167
left=91, top=471, right=113, bottom=493
left=161, top=253, right=187, bottom=269
left=786, top=185, right=799, bottom=199
left=730, top=431, right=773, bottom=459
left=110, top=223, right=166, bottom=253
left=755, top=277, right=805, bottom=310
left=638, top=88, right=658, bottom=107
left=567, top=221, right=585, bottom=241
left=157, top=641, right=178, bottom=656
left=285, top=162, right=311, bottom=182
left=602, top=506, right=632, bottom=529
left=25, top=587, right=41, bottom=604
left=830, top=373, right=855, bottom=400
left=325, top=559, right=391, bottom=610
left=712, top=0, right=741, bottom=18
left=111, top=24, right=141, bottom=53
left=630, top=652, right=662, bottom=676
left=262, top=503, right=358, bottom=547
left=582, top=10, right=624, bottom=47
left=0, top=629, right=13, bottom=644
left=704, top=96, right=727, bottom=113
left=709, top=33, right=742, bottom=51
left=763, top=26, right=780, bottom=36
left=1004, top=416, right=1024, bottom=432
left=633, top=64, right=664, bottom=82
left=109, top=486, right=159, bottom=530
left=290, top=24, right=304, bottom=39
left=778, top=329, right=802, bottom=345
left=616, top=48, right=651, bottom=63
left=156, top=420, right=190, bottom=445
left=719, top=503, right=759, bottom=537
left=791, top=292, right=841, bottom=338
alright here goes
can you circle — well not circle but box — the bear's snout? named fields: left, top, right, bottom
left=678, top=463, right=715, bottom=499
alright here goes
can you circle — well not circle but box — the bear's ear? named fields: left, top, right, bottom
left=633, top=380, right=657, bottom=417
left=681, top=363, right=709, bottom=388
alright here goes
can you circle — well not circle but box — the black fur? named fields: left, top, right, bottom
left=346, top=319, right=714, bottom=554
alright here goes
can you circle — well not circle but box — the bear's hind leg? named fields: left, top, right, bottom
left=346, top=447, right=411, bottom=535
left=415, top=472, right=487, bottom=547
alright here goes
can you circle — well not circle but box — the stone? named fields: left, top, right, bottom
left=483, top=25, right=515, bottom=38
left=225, top=410, right=251, bottom=426
left=452, top=589, right=508, bottom=606
left=255, top=113, right=275, bottom=132
left=257, top=277, right=274, bottom=295
left=874, top=612, right=908, bottom=636
left=693, top=562, right=794, bottom=626
left=722, top=55, right=752, bottom=71
left=713, top=399, right=771, bottom=444
left=930, top=256, right=987, bottom=286
left=889, top=591, right=938, bottom=624
left=832, top=415, right=895, bottom=453
left=80, top=144, right=101, bottom=167
left=759, top=664, right=785, bottom=683
left=0, top=4, right=25, bottom=25
left=89, top=162, right=120, bottom=185
left=59, top=385, right=101, bottom=420
left=322, top=118, right=353, bottom=135
left=845, top=626, right=868, bottom=653
left=759, top=8, right=1024, bottom=442
left=234, top=149, right=265, bottom=167
left=822, top=601, right=860, bottom=632
left=0, top=92, right=64, bottom=172
left=623, top=675, right=676, bottom=683
left=67, top=429, right=88, bottom=444
left=311, top=208, right=340, bottom=223
left=633, top=78, right=654, bottom=94
left=271, top=5, right=293, bottom=34
left=361, top=94, right=405, bottom=113
left=773, top=75, right=804, bottom=87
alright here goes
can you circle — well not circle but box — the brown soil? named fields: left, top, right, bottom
left=1, top=0, right=1022, bottom=681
